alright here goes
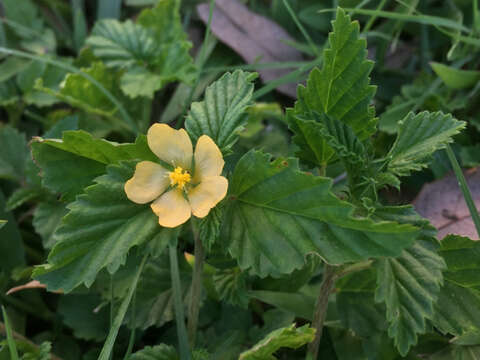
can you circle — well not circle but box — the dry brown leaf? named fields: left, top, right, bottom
left=6, top=280, right=63, bottom=295
left=197, top=0, right=303, bottom=97
left=413, top=168, right=480, bottom=240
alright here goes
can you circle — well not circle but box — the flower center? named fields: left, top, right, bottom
left=169, top=167, right=191, bottom=190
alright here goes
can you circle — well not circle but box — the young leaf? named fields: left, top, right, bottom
left=31, top=130, right=155, bottom=200
left=87, top=0, right=195, bottom=99
left=386, top=111, right=465, bottom=178
left=185, top=70, right=257, bottom=154
left=289, top=8, right=376, bottom=166
left=223, top=150, right=419, bottom=277
left=433, top=235, right=480, bottom=337
left=239, top=324, right=315, bottom=360
left=213, top=268, right=249, bottom=309
left=32, top=162, right=167, bottom=292
left=87, top=20, right=159, bottom=67
left=375, top=240, right=445, bottom=356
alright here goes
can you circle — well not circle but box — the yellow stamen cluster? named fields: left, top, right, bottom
left=169, top=167, right=191, bottom=190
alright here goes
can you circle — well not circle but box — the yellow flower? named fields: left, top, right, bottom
left=124, top=124, right=228, bottom=228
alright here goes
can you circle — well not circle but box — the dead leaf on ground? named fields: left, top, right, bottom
left=197, top=0, right=303, bottom=97
left=413, top=168, right=480, bottom=240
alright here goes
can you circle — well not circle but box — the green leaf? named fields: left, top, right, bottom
left=433, top=235, right=480, bottom=337
left=0, top=126, right=27, bottom=182
left=6, top=187, right=46, bottom=211
left=289, top=8, right=376, bottom=165
left=185, top=70, right=257, bottom=154
left=31, top=130, right=154, bottom=200
left=239, top=324, right=315, bottom=360
left=0, top=190, right=25, bottom=272
left=375, top=240, right=445, bottom=356
left=336, top=268, right=387, bottom=339
left=32, top=201, right=68, bottom=249
left=87, top=19, right=159, bottom=67
left=386, top=111, right=465, bottom=178
left=86, top=0, right=195, bottom=99
left=431, top=62, right=480, bottom=89
left=34, top=62, right=123, bottom=117
left=0, top=220, right=6, bottom=230
left=213, top=268, right=249, bottom=308
left=58, top=294, right=109, bottom=341
left=249, top=291, right=315, bottom=320
left=32, top=162, right=164, bottom=293
left=129, top=344, right=178, bottom=360
left=223, top=150, right=418, bottom=277
left=199, top=206, right=222, bottom=252
left=430, top=344, right=480, bottom=360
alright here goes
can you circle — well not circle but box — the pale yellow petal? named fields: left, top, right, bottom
left=124, top=161, right=170, bottom=204
left=151, top=189, right=191, bottom=227
left=147, top=123, right=193, bottom=169
left=189, top=176, right=228, bottom=218
left=193, top=135, right=224, bottom=182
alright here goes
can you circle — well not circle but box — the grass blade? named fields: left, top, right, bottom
left=98, top=254, right=149, bottom=360
left=445, top=145, right=480, bottom=238
left=169, top=244, right=191, bottom=360
left=1, top=306, right=19, bottom=360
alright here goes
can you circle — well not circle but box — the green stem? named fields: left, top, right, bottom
left=169, top=245, right=191, bottom=360
left=307, top=263, right=336, bottom=360
left=445, top=145, right=480, bottom=238
left=363, top=0, right=387, bottom=32
left=123, top=291, right=136, bottom=360
left=187, top=225, right=204, bottom=347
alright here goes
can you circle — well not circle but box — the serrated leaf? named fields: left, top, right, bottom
left=32, top=162, right=164, bottom=293
left=0, top=126, right=28, bottom=182
left=375, top=240, right=445, bottom=356
left=129, top=344, right=178, bottom=360
left=223, top=150, right=418, bottom=277
left=239, top=324, right=315, bottom=360
left=87, top=19, right=159, bottom=67
left=31, top=130, right=155, bottom=200
left=289, top=8, right=376, bottom=166
left=86, top=0, right=195, bottom=99
left=199, top=206, right=222, bottom=252
left=433, top=235, right=480, bottom=337
left=386, top=111, right=465, bottom=178
left=213, top=267, right=249, bottom=308
left=185, top=70, right=256, bottom=154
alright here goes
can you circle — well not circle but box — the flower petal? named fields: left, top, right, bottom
left=124, top=161, right=170, bottom=204
left=193, top=135, right=224, bottom=182
left=189, top=176, right=228, bottom=218
left=147, top=124, right=193, bottom=169
left=151, top=189, right=191, bottom=227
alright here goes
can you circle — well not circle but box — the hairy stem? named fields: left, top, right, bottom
left=187, top=226, right=204, bottom=347
left=307, top=263, right=336, bottom=359
left=169, top=245, right=191, bottom=360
